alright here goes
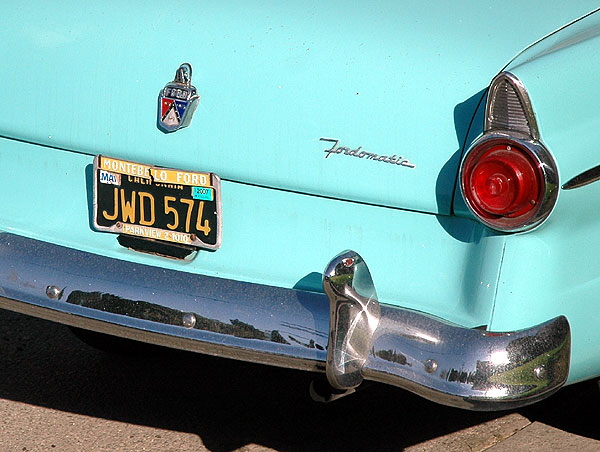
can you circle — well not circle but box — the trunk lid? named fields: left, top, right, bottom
left=1, top=1, right=596, bottom=214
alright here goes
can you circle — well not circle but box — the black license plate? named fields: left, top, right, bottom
left=93, top=155, right=221, bottom=250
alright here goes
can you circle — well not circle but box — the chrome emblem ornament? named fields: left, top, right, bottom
left=158, top=63, right=200, bottom=133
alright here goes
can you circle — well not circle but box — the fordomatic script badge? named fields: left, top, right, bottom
left=158, top=63, right=200, bottom=133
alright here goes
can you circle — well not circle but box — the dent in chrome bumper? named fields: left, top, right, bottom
left=0, top=234, right=570, bottom=410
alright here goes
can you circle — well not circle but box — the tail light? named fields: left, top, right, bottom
left=460, top=73, right=558, bottom=232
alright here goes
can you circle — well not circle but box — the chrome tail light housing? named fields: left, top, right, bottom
left=460, top=73, right=559, bottom=232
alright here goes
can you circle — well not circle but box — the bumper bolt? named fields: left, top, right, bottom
left=45, top=285, right=62, bottom=299
left=424, top=359, right=438, bottom=374
left=182, top=313, right=196, bottom=329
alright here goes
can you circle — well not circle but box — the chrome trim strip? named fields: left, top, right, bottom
left=562, top=164, right=600, bottom=190
left=0, top=235, right=570, bottom=410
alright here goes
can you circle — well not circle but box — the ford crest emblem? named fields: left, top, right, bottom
left=158, top=63, right=200, bottom=133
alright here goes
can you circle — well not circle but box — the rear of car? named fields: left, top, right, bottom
left=1, top=1, right=599, bottom=410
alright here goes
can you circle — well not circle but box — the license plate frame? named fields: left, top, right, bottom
left=92, top=155, right=222, bottom=250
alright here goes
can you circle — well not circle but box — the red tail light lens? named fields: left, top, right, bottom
left=460, top=137, right=555, bottom=232
left=467, top=143, right=541, bottom=216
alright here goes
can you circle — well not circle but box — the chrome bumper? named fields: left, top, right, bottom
left=0, top=234, right=570, bottom=410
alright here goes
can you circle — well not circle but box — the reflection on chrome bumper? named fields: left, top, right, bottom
left=0, top=234, right=569, bottom=410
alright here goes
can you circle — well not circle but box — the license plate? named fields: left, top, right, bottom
left=93, top=155, right=222, bottom=250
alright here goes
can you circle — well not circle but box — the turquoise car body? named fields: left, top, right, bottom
left=1, top=1, right=600, bottom=409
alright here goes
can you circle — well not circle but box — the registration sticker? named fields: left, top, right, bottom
left=92, top=155, right=222, bottom=250
left=192, top=187, right=214, bottom=201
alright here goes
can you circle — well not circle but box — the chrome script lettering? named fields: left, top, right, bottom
left=320, top=138, right=416, bottom=168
